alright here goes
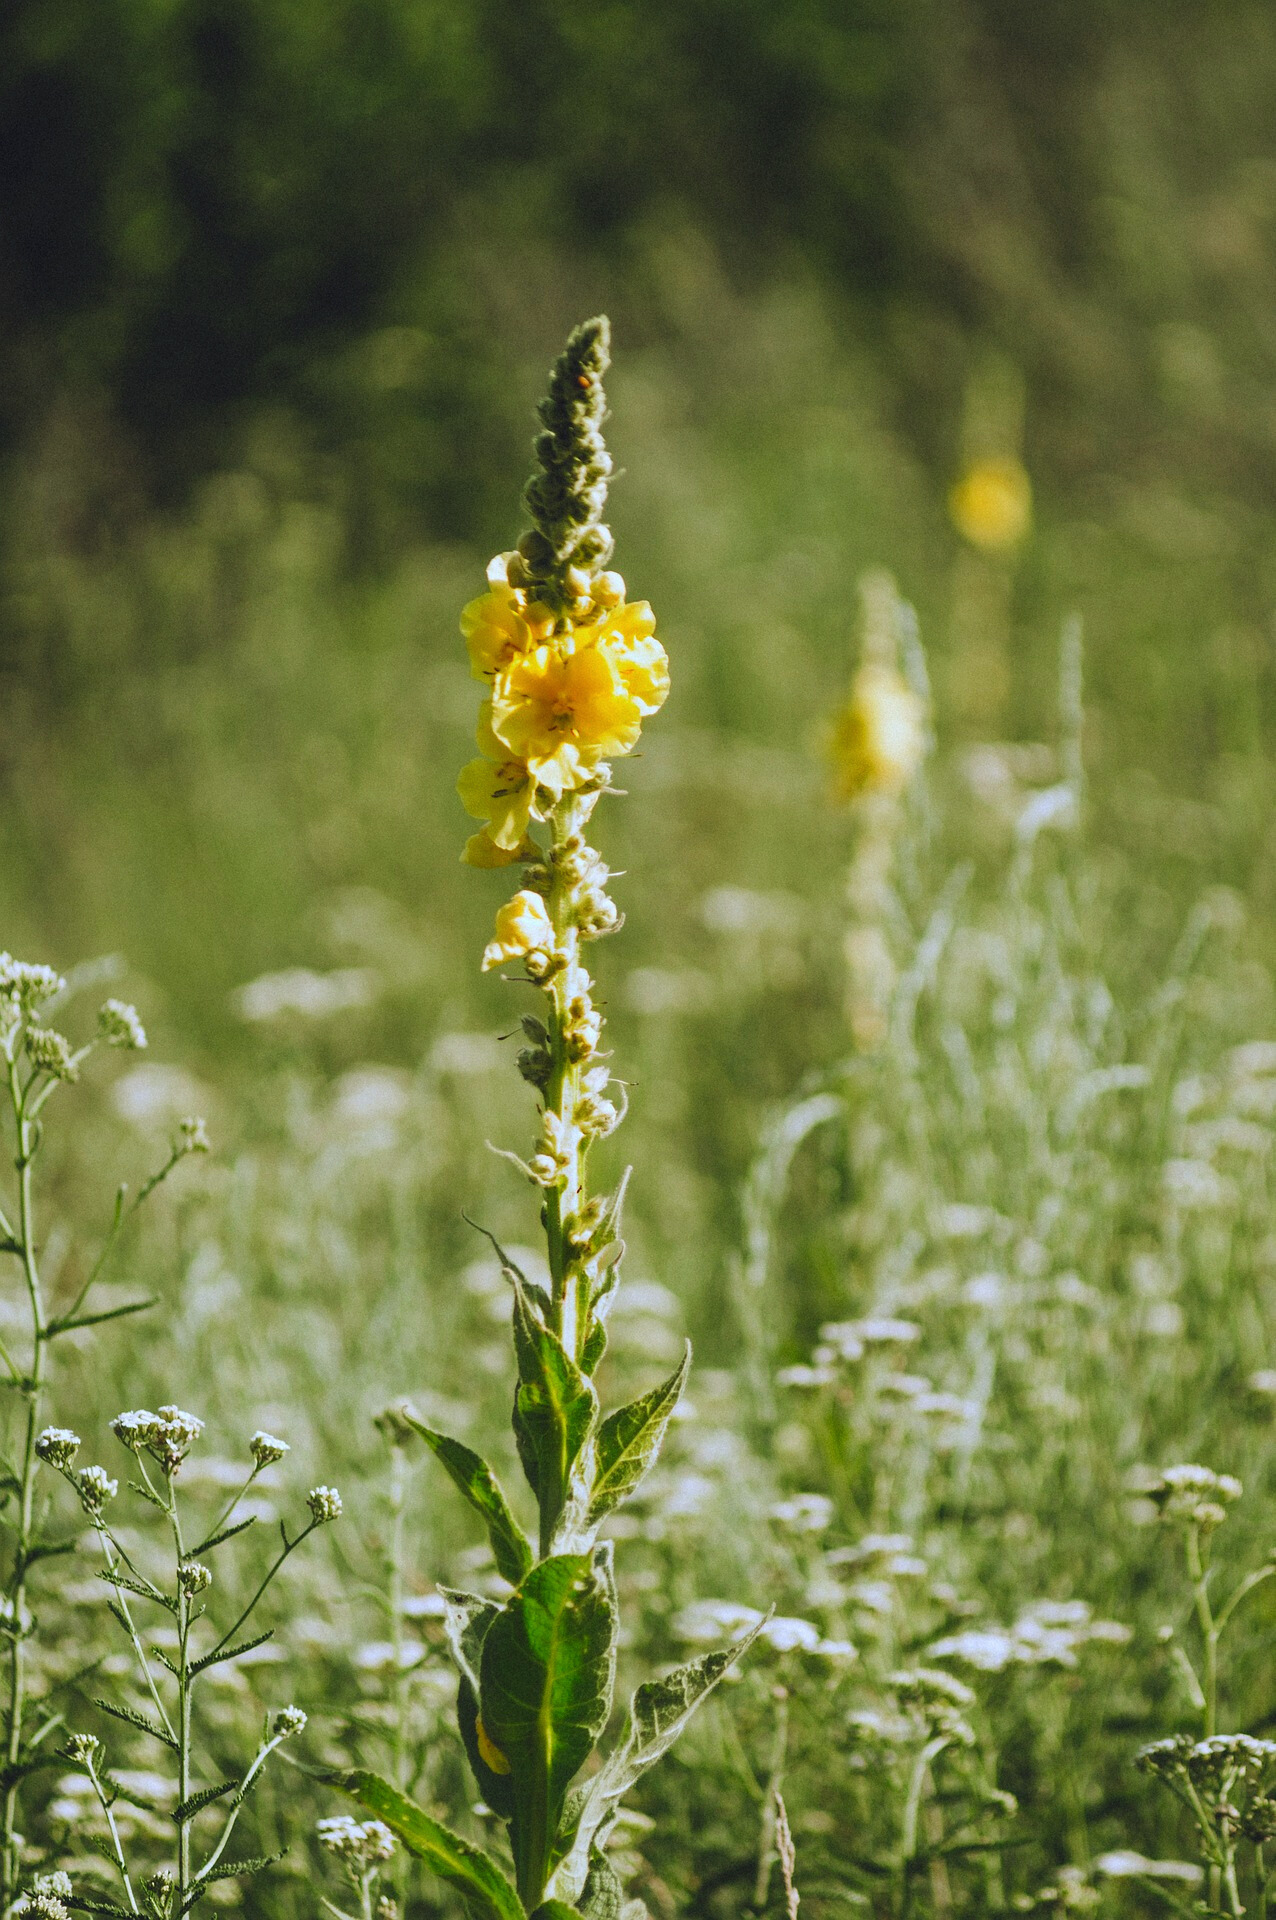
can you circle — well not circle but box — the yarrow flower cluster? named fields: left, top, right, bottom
left=317, top=1815, right=396, bottom=1868
left=307, top=1485, right=343, bottom=1524
left=34, top=1428, right=80, bottom=1472
left=1147, top=1462, right=1243, bottom=1530
left=109, top=1405, right=204, bottom=1477
left=250, top=1430, right=290, bottom=1468
left=97, top=999, right=147, bottom=1050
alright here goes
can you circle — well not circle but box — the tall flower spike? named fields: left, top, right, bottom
left=329, top=319, right=751, bottom=1920
left=515, top=316, right=614, bottom=615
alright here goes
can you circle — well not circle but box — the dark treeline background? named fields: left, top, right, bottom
left=7, top=0, right=1276, bottom=539
left=2, top=0, right=1276, bottom=1045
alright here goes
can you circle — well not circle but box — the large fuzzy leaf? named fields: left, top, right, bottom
left=438, top=1589, right=516, bottom=1817
left=458, top=1672, right=517, bottom=1819
left=440, top=1586, right=501, bottom=1694
left=548, top=1623, right=764, bottom=1903
left=511, top=1278, right=598, bottom=1550
left=326, top=1769, right=523, bottom=1920
left=587, top=1344, right=690, bottom=1525
left=480, top=1547, right=617, bottom=1907
left=402, top=1413, right=533, bottom=1587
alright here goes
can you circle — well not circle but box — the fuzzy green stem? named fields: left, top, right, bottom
left=169, top=1487, right=193, bottom=1906
left=543, top=799, right=585, bottom=1356
left=1, top=1055, right=46, bottom=1907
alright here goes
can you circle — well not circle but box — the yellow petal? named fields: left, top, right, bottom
left=462, top=830, right=521, bottom=868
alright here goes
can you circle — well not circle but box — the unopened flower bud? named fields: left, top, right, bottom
left=250, top=1430, right=289, bottom=1468
left=178, top=1116, right=210, bottom=1154
left=178, top=1561, right=212, bottom=1596
left=307, top=1485, right=342, bottom=1524
left=273, top=1705, right=307, bottom=1738
left=76, top=1466, right=118, bottom=1514
left=98, top=999, right=147, bottom=1050
left=111, top=1410, right=161, bottom=1452
left=26, top=1029, right=77, bottom=1081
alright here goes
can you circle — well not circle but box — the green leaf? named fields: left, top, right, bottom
left=183, top=1852, right=285, bottom=1907
left=190, top=1628, right=275, bottom=1677
left=480, top=1548, right=617, bottom=1908
left=548, top=1622, right=764, bottom=1904
left=440, top=1587, right=501, bottom=1694
left=401, top=1412, right=533, bottom=1587
left=587, top=1344, right=690, bottom=1525
left=97, top=1565, right=172, bottom=1608
left=579, top=1319, right=608, bottom=1377
left=579, top=1847, right=624, bottom=1920
left=92, top=1699, right=177, bottom=1750
left=192, top=1514, right=258, bottom=1556
left=511, top=1279, right=598, bottom=1550
left=174, top=1777, right=242, bottom=1824
left=47, top=1295, right=156, bottom=1336
left=324, top=1768, right=524, bottom=1920
left=439, top=1590, right=516, bottom=1817
left=531, top=1903, right=584, bottom=1920
left=458, top=1672, right=516, bottom=1819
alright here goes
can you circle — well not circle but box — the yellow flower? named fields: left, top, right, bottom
left=590, top=601, right=670, bottom=715
left=462, top=829, right=523, bottom=868
left=830, top=663, right=927, bottom=803
left=457, top=753, right=535, bottom=852
left=490, top=637, right=645, bottom=785
left=461, top=586, right=556, bottom=682
left=948, top=456, right=1032, bottom=552
left=481, top=890, right=556, bottom=971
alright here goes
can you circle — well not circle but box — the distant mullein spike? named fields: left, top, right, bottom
left=516, top=316, right=615, bottom=613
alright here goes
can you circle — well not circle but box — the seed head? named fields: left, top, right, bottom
left=250, top=1430, right=290, bottom=1469
left=307, top=1485, right=342, bottom=1524
left=98, top=999, right=148, bottom=1050
left=35, top=1428, right=81, bottom=1471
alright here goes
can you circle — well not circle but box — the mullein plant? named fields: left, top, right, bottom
left=827, top=573, right=929, bottom=1051
left=324, top=319, right=761, bottom=1918
left=0, top=962, right=206, bottom=1909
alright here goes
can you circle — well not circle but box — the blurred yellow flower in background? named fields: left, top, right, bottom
left=948, top=455, right=1032, bottom=552
left=830, top=662, right=927, bottom=803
